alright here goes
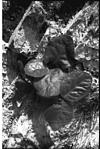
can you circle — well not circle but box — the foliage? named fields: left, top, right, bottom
left=2, top=1, right=99, bottom=149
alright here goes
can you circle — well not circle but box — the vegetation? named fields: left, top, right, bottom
left=2, top=1, right=99, bottom=149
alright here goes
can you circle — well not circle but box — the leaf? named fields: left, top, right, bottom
left=43, top=71, right=92, bottom=131
left=44, top=101, right=73, bottom=130
left=24, top=59, right=49, bottom=78
left=34, top=69, right=92, bottom=101
left=60, top=71, right=92, bottom=102
left=34, top=69, right=63, bottom=97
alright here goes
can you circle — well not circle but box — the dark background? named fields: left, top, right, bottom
left=3, top=0, right=95, bottom=19
left=2, top=0, right=96, bottom=42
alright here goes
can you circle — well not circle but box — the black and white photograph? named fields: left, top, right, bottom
left=2, top=1, right=99, bottom=149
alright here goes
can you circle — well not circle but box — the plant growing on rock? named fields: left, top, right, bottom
left=2, top=1, right=99, bottom=149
